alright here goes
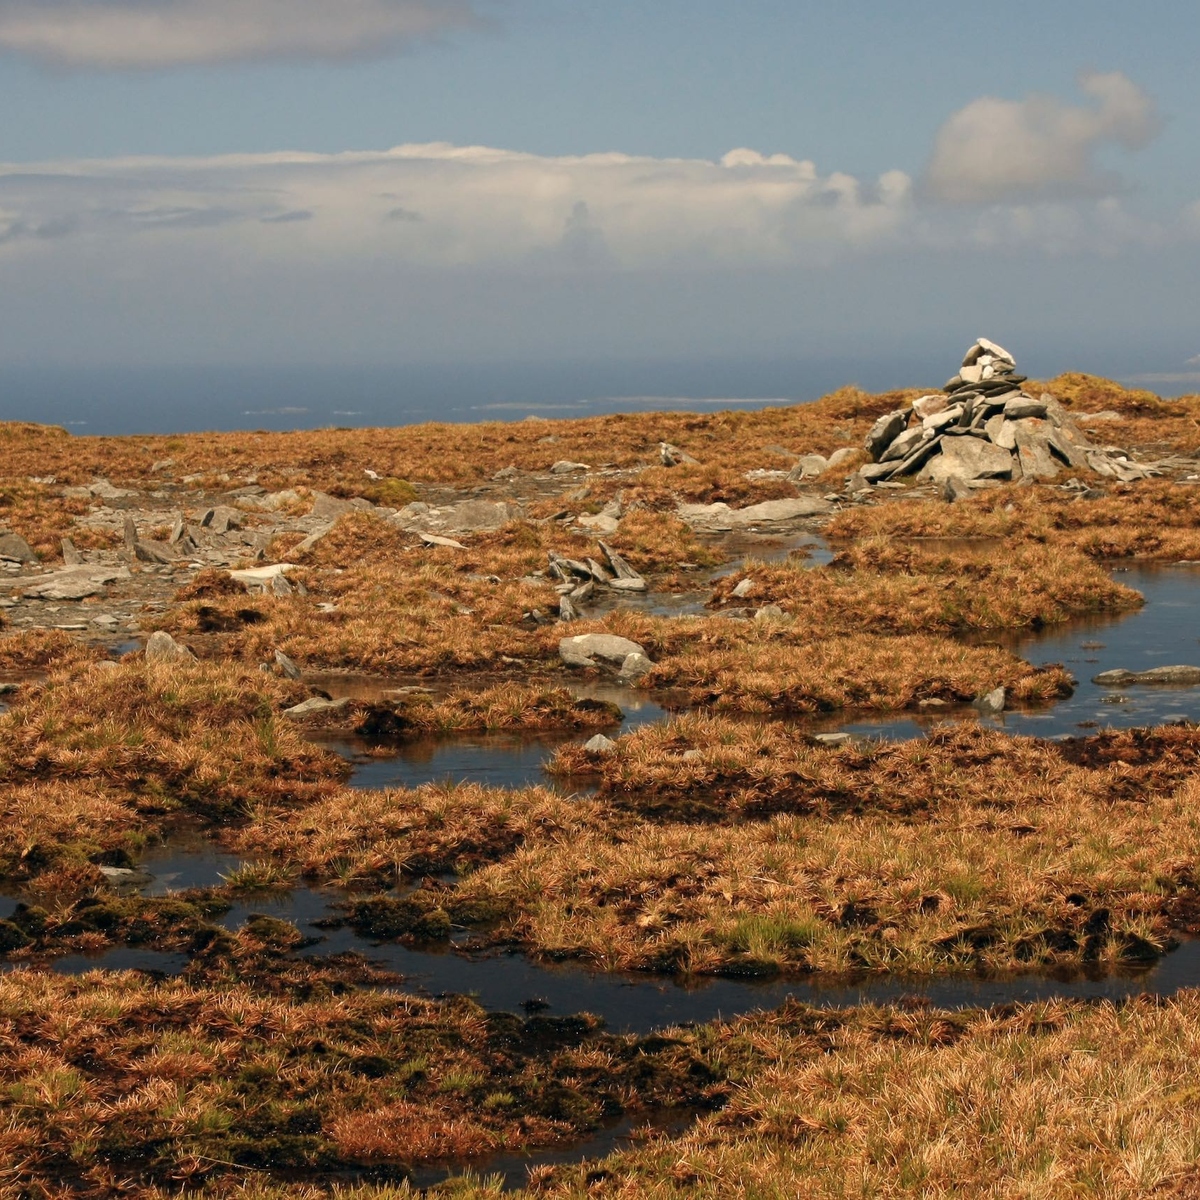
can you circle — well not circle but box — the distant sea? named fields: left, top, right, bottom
left=0, top=350, right=1194, bottom=437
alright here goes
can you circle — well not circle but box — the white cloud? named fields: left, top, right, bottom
left=0, top=143, right=916, bottom=267
left=0, top=0, right=479, bottom=68
left=926, top=71, right=1161, bottom=204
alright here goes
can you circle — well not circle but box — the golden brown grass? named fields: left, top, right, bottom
left=0, top=968, right=718, bottom=1193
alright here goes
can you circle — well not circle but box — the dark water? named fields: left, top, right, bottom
left=44, top=844, right=1200, bottom=1038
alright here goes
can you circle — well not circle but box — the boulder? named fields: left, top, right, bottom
left=617, top=652, right=655, bottom=683
left=145, top=631, right=196, bottom=664
left=926, top=436, right=1013, bottom=483
left=1093, top=666, right=1200, bottom=687
left=787, top=454, right=828, bottom=481
left=660, top=442, right=700, bottom=467
left=0, top=533, right=37, bottom=564
left=560, top=634, right=650, bottom=671
left=826, top=447, right=859, bottom=470
left=974, top=687, right=1006, bottom=715
left=880, top=427, right=927, bottom=463
left=583, top=734, right=617, bottom=754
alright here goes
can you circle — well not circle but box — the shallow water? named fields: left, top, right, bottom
left=47, top=844, right=1200, bottom=1038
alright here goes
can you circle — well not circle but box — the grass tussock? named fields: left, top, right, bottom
left=829, top=479, right=1200, bottom=561
left=711, top=540, right=1139, bottom=634
left=0, top=628, right=104, bottom=671
left=0, top=969, right=720, bottom=1193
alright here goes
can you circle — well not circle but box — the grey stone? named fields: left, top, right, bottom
left=559, top=633, right=649, bottom=671
left=1003, top=398, right=1048, bottom=421
left=492, top=465, right=521, bottom=480
left=676, top=497, right=833, bottom=531
left=90, top=480, right=138, bottom=500
left=881, top=426, right=928, bottom=463
left=913, top=394, right=949, bottom=420
left=145, top=631, right=195, bottom=664
left=1014, top=426, right=1060, bottom=480
left=549, top=460, right=590, bottom=474
left=584, top=558, right=614, bottom=584
left=274, top=650, right=301, bottom=679
left=754, top=604, right=788, bottom=623
left=270, top=573, right=294, bottom=598
left=608, top=577, right=649, bottom=592
left=21, top=566, right=128, bottom=601
left=974, top=687, right=1006, bottom=714
left=660, top=442, right=699, bottom=467
left=923, top=406, right=964, bottom=434
left=559, top=594, right=581, bottom=622
left=292, top=525, right=334, bottom=555
left=230, top=563, right=295, bottom=585
left=0, top=533, right=36, bottom=563
left=1093, top=666, right=1200, bottom=687
left=858, top=461, right=898, bottom=482
left=826, top=447, right=859, bottom=470
left=583, top=734, right=617, bottom=754
left=123, top=515, right=138, bottom=551
left=814, top=732, right=855, bottom=747
left=731, top=578, right=756, bottom=599
left=419, top=533, right=467, bottom=549
left=61, top=538, right=83, bottom=566
left=284, top=697, right=351, bottom=718
left=98, top=866, right=154, bottom=889
left=942, top=476, right=974, bottom=503
left=865, top=410, right=910, bottom=461
left=134, top=540, right=175, bottom=565
left=927, top=436, right=1013, bottom=483
left=787, top=454, right=828, bottom=481
left=397, top=499, right=521, bottom=534
left=963, top=338, right=1016, bottom=370
left=616, top=652, right=655, bottom=683
left=888, top=434, right=944, bottom=478
left=569, top=579, right=596, bottom=604
left=203, top=505, right=243, bottom=535
left=599, top=541, right=641, bottom=582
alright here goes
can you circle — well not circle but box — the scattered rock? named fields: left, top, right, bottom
left=202, top=505, right=243, bottom=535
left=973, top=687, right=1006, bottom=715
left=677, top=497, right=833, bottom=532
left=550, top=461, right=590, bottom=475
left=559, top=594, right=581, bottom=622
left=61, top=538, right=83, bottom=566
left=419, top=533, right=467, bottom=549
left=814, top=732, right=855, bottom=747
left=21, top=567, right=129, bottom=601
left=754, top=604, right=788, bottom=623
left=396, top=499, right=521, bottom=534
left=1093, top=666, right=1200, bottom=687
left=560, top=634, right=651, bottom=672
left=617, top=652, right=655, bottom=683
left=274, top=650, right=301, bottom=679
left=0, top=533, right=37, bottom=564
left=583, top=734, right=617, bottom=754
left=827, top=447, right=859, bottom=470
left=230, top=564, right=296, bottom=585
left=89, top=479, right=138, bottom=500
left=786, top=454, right=828, bottom=481
left=285, top=697, right=352, bottom=718
left=144, top=631, right=196, bottom=664
left=865, top=410, right=910, bottom=460
left=272, top=573, right=294, bottom=597
left=731, top=578, right=756, bottom=599
left=927, top=436, right=1014, bottom=484
left=660, top=442, right=700, bottom=467
left=98, top=866, right=155, bottom=889
left=941, top=476, right=974, bottom=503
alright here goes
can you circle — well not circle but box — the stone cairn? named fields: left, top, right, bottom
left=858, top=338, right=1151, bottom=495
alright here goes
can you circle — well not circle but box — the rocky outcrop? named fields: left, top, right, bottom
left=861, top=339, right=1154, bottom=489
left=1093, top=666, right=1200, bottom=687
left=676, top=497, right=833, bottom=532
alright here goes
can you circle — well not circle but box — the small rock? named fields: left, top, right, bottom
left=1003, top=397, right=1048, bottom=421
left=492, top=465, right=521, bottom=480
left=419, top=533, right=467, bottom=549
left=272, top=573, right=294, bottom=597
left=583, top=734, right=617, bottom=754
left=559, top=594, right=581, bottom=622
left=754, top=604, right=788, bottom=623
left=814, top=732, right=855, bottom=747
left=61, top=537, right=83, bottom=566
left=145, top=631, right=196, bottom=664
left=912, top=394, right=949, bottom=420
left=865, top=410, right=910, bottom=461
left=787, top=454, right=828, bottom=481
left=98, top=866, right=154, bottom=889
left=682, top=749, right=703, bottom=761
left=1093, top=666, right=1200, bottom=687
left=274, top=650, right=301, bottom=679
left=230, top=564, right=295, bottom=585
left=731, top=578, right=755, bottom=599
left=826, top=447, right=858, bottom=470
left=550, top=461, right=590, bottom=475
left=0, top=533, right=37, bottom=564
left=284, top=697, right=351, bottom=718
left=617, top=651, right=655, bottom=683
left=942, top=476, right=974, bottom=503
left=660, top=442, right=700, bottom=467
left=974, top=687, right=1006, bottom=715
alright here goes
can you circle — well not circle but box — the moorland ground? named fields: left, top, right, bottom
left=1, top=371, right=1200, bottom=1196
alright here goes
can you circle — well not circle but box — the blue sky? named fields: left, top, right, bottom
left=0, top=0, right=1197, bottom=393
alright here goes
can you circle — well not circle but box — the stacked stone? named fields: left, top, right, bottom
left=857, top=338, right=1150, bottom=492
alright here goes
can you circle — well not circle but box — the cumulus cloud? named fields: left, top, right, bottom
left=926, top=71, right=1161, bottom=204
left=0, top=143, right=916, bottom=266
left=0, top=0, right=480, bottom=68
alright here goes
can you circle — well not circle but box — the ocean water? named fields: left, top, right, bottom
left=1, top=347, right=1192, bottom=436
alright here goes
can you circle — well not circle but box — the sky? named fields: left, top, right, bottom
left=1, top=0, right=1198, bottom=420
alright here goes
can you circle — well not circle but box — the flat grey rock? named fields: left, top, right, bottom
left=881, top=426, right=927, bottom=463
left=676, top=497, right=832, bottom=531
left=928, top=436, right=1013, bottom=483
left=274, top=650, right=301, bottom=679
left=814, top=732, right=855, bottom=747
left=549, top=460, right=590, bottom=474
left=230, top=563, right=295, bottom=584
left=1004, top=398, right=1049, bottom=421
left=284, top=697, right=352, bottom=717
left=21, top=566, right=128, bottom=601
left=912, top=394, right=949, bottom=420
left=560, top=633, right=649, bottom=670
left=1093, top=667, right=1200, bottom=687
left=397, top=499, right=521, bottom=534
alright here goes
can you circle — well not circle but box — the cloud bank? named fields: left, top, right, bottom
left=927, top=71, right=1161, bottom=204
left=0, top=0, right=480, bottom=68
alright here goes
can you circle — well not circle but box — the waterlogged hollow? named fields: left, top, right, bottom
left=44, top=843, right=1200, bottom=1038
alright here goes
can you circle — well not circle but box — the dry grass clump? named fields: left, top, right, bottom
left=645, top=632, right=1071, bottom=714
left=0, top=660, right=342, bottom=811
left=829, top=480, right=1200, bottom=561
left=527, top=993, right=1200, bottom=1199
left=0, top=628, right=104, bottom=670
left=0, top=969, right=719, bottom=1193
left=712, top=541, right=1139, bottom=634
left=235, top=783, right=595, bottom=886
